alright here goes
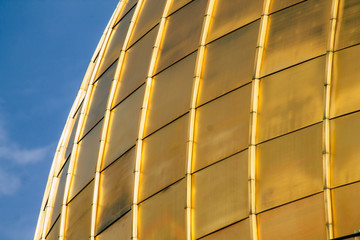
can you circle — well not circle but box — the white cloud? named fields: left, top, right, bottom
left=0, top=144, right=52, bottom=165
left=0, top=169, right=20, bottom=196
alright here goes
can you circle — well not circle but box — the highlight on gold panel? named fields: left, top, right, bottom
left=34, top=0, right=360, bottom=239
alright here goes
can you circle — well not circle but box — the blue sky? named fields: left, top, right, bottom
left=0, top=0, right=117, bottom=239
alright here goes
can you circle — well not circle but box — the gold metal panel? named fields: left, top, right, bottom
left=145, top=53, right=196, bottom=136
left=332, top=182, right=360, bottom=238
left=155, top=0, right=207, bottom=73
left=256, top=124, right=323, bottom=212
left=96, top=148, right=135, bottom=234
left=64, top=107, right=81, bottom=160
left=270, top=0, right=303, bottom=13
left=49, top=161, right=69, bottom=231
left=258, top=194, right=326, bottom=240
left=112, top=27, right=158, bottom=107
left=193, top=151, right=248, bottom=239
left=140, top=115, right=188, bottom=202
left=68, top=120, right=102, bottom=201
left=257, top=57, right=325, bottom=143
left=335, top=0, right=360, bottom=50
left=331, top=112, right=360, bottom=187
left=198, top=21, right=259, bottom=106
left=129, top=0, right=167, bottom=46
left=201, top=219, right=250, bottom=240
left=168, top=0, right=192, bottom=16
left=193, top=85, right=250, bottom=172
left=261, top=0, right=331, bottom=76
left=96, top=211, right=132, bottom=240
left=113, top=0, right=137, bottom=27
left=46, top=217, right=60, bottom=240
left=138, top=180, right=186, bottom=240
left=97, top=8, right=135, bottom=78
left=82, top=60, right=117, bottom=138
left=207, top=0, right=262, bottom=43
left=331, top=45, right=360, bottom=118
left=65, top=181, right=94, bottom=240
left=103, top=86, right=144, bottom=169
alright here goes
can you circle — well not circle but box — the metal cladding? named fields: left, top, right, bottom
left=34, top=0, right=360, bottom=239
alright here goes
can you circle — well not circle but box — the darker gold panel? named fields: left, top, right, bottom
left=64, top=106, right=81, bottom=161
left=140, top=115, right=188, bottom=202
left=45, top=217, right=60, bottom=240
left=96, top=148, right=135, bottom=235
left=207, top=0, right=262, bottom=43
left=65, top=181, right=94, bottom=240
left=155, top=0, right=207, bottom=73
left=112, top=27, right=158, bottom=107
left=145, top=53, right=196, bottom=136
left=201, top=219, right=250, bottom=240
left=332, top=182, right=360, bottom=238
left=335, top=0, right=360, bottom=50
left=331, top=45, right=360, bottom=118
left=270, top=0, right=304, bottom=13
left=256, top=124, right=323, bottom=212
left=261, top=0, right=331, bottom=76
left=82, top=60, right=117, bottom=138
left=103, top=86, right=144, bottom=169
left=193, top=151, right=248, bottom=239
left=257, top=57, right=325, bottom=143
left=113, top=0, right=137, bottom=27
left=168, top=0, right=192, bottom=16
left=96, top=211, right=132, bottom=240
left=258, top=194, right=326, bottom=240
left=129, top=0, right=167, bottom=46
left=97, top=8, right=135, bottom=78
left=68, top=120, right=102, bottom=202
left=193, top=85, right=250, bottom=172
left=331, top=112, right=360, bottom=187
left=138, top=180, right=186, bottom=240
left=48, top=161, right=69, bottom=233
left=198, top=21, right=259, bottom=106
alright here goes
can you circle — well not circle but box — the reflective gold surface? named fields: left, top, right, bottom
left=193, top=85, right=250, bottom=172
left=193, top=151, right=248, bottom=239
left=200, top=219, right=250, bottom=240
left=46, top=217, right=60, bottom=240
left=256, top=124, right=323, bottom=212
left=96, top=212, right=132, bottom=240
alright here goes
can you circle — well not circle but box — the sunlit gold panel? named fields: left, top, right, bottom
left=96, top=8, right=135, bottom=78
left=129, top=0, right=167, bottom=46
left=96, top=211, right=132, bottom=240
left=193, top=151, right=248, bottom=239
left=258, top=194, right=326, bottom=240
left=155, top=0, right=207, bottom=73
left=270, top=0, right=304, bottom=13
left=261, top=0, right=331, bottom=76
left=96, top=148, right=135, bottom=234
left=256, top=124, right=323, bottom=212
left=331, top=112, right=360, bottom=187
left=46, top=217, right=60, bottom=240
left=198, top=21, right=259, bottom=106
left=68, top=120, right=102, bottom=201
left=201, top=219, right=250, bottom=240
left=103, top=86, right=144, bottom=169
left=207, top=0, right=262, bottom=43
left=49, top=161, right=69, bottom=232
left=335, top=0, right=360, bottom=50
left=331, top=45, right=360, bottom=118
left=113, top=0, right=137, bottom=27
left=112, top=27, right=158, bottom=106
left=138, top=180, right=186, bottom=240
left=332, top=182, right=360, bottom=238
left=140, top=115, right=188, bottom=202
left=168, top=0, right=192, bottom=16
left=145, top=53, right=196, bottom=136
left=82, top=60, right=117, bottom=138
left=257, top=57, right=325, bottom=143
left=65, top=181, right=94, bottom=240
left=64, top=106, right=81, bottom=161
left=193, top=85, right=250, bottom=172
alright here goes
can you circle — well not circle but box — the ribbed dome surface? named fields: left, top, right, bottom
left=35, top=0, right=360, bottom=239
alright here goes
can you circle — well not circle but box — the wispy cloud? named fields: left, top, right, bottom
left=0, top=169, right=20, bottom=196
